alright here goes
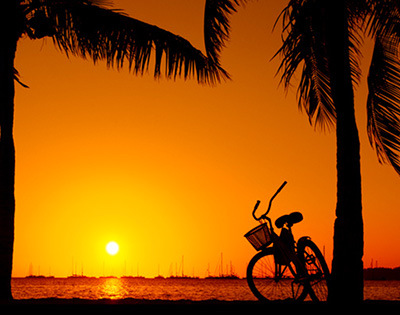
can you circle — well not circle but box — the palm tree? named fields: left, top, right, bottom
left=276, top=0, right=400, bottom=302
left=0, top=0, right=228, bottom=300
left=206, top=0, right=400, bottom=302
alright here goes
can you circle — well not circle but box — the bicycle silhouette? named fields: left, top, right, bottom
left=244, top=181, right=330, bottom=302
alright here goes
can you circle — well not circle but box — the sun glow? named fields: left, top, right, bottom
left=106, top=241, right=119, bottom=256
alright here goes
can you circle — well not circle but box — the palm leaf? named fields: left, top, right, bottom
left=274, top=0, right=336, bottom=130
left=13, top=68, right=29, bottom=88
left=274, top=0, right=363, bottom=131
left=25, top=0, right=227, bottom=84
left=204, top=0, right=247, bottom=69
left=366, top=0, right=400, bottom=39
left=367, top=35, right=400, bottom=174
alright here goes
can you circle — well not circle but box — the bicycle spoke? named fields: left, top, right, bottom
left=247, top=250, right=306, bottom=301
left=298, top=240, right=330, bottom=302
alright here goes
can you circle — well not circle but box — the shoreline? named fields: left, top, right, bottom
left=3, top=298, right=400, bottom=308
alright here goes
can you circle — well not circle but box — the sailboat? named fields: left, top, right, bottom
left=67, top=260, right=88, bottom=278
left=25, top=263, right=51, bottom=278
left=205, top=253, right=239, bottom=279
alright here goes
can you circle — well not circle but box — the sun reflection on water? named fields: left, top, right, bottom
left=97, top=278, right=127, bottom=299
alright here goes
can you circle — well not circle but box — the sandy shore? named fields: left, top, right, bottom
left=2, top=298, right=400, bottom=310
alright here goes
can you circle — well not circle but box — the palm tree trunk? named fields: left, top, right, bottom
left=0, top=1, right=18, bottom=301
left=325, top=1, right=364, bottom=303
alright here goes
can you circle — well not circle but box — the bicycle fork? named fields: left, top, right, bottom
left=273, top=240, right=313, bottom=299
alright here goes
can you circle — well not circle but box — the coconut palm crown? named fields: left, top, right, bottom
left=204, top=0, right=400, bottom=302
left=19, top=0, right=229, bottom=83
left=0, top=0, right=230, bottom=300
left=275, top=0, right=400, bottom=173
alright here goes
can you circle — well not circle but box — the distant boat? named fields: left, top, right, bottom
left=165, top=255, right=200, bottom=279
left=166, top=275, right=199, bottom=280
left=121, top=275, right=146, bottom=279
left=99, top=276, right=118, bottom=279
left=26, top=263, right=54, bottom=278
left=25, top=275, right=46, bottom=279
left=205, top=274, right=240, bottom=280
left=67, top=274, right=88, bottom=279
left=205, top=253, right=240, bottom=279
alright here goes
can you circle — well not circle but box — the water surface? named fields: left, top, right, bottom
left=11, top=278, right=400, bottom=301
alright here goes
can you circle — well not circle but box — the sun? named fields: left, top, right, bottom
left=106, top=241, right=119, bottom=256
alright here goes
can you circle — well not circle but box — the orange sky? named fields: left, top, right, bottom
left=11, top=0, right=400, bottom=278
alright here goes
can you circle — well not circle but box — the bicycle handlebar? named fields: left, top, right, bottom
left=252, top=181, right=287, bottom=221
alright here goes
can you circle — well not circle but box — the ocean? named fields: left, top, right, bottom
left=11, top=278, right=400, bottom=301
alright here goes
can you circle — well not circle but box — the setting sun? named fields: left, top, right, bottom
left=106, top=242, right=119, bottom=256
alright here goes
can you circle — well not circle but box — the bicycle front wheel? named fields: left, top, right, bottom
left=246, top=248, right=307, bottom=301
left=297, top=238, right=330, bottom=302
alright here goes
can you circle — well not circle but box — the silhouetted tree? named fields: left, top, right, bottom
left=207, top=0, right=400, bottom=302
left=0, top=0, right=227, bottom=300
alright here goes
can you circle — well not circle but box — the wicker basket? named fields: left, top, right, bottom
left=244, top=223, right=272, bottom=251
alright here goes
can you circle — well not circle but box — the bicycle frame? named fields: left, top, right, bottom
left=246, top=182, right=330, bottom=302
left=252, top=182, right=311, bottom=281
left=263, top=218, right=306, bottom=279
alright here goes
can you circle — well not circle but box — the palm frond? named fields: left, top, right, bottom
left=274, top=0, right=364, bottom=131
left=366, top=0, right=400, bottom=39
left=204, top=0, right=247, bottom=67
left=274, top=0, right=336, bottom=130
left=367, top=35, right=400, bottom=174
left=25, top=0, right=227, bottom=84
left=13, top=68, right=29, bottom=88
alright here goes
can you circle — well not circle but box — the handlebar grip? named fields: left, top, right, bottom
left=276, top=181, right=287, bottom=194
left=252, top=200, right=261, bottom=220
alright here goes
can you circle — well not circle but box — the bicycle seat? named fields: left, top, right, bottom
left=275, top=212, right=303, bottom=228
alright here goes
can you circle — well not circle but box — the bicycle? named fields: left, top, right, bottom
left=244, top=181, right=330, bottom=302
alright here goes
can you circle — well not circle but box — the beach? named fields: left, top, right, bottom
left=3, top=297, right=400, bottom=313
left=5, top=277, right=399, bottom=311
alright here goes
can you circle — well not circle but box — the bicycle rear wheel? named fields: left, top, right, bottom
left=297, top=238, right=330, bottom=301
left=246, top=248, right=307, bottom=301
